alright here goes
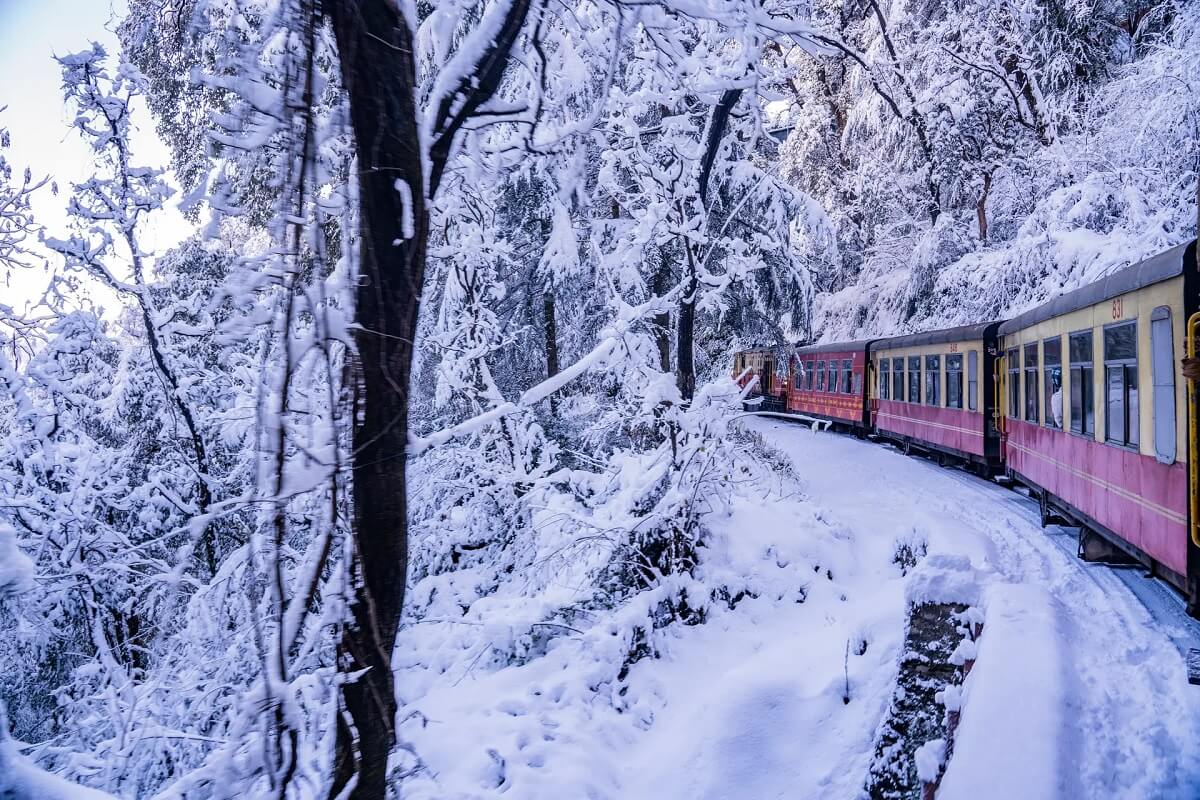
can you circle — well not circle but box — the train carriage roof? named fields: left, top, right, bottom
left=870, top=321, right=1001, bottom=351
left=794, top=339, right=874, bottom=356
left=998, top=240, right=1196, bottom=334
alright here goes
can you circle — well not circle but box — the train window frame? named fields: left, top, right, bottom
left=1006, top=348, right=1020, bottom=419
left=893, top=358, right=905, bottom=401
left=946, top=353, right=963, bottom=409
left=1023, top=343, right=1039, bottom=423
left=1043, top=336, right=1063, bottom=429
left=908, top=356, right=921, bottom=403
left=1103, top=320, right=1138, bottom=449
left=924, top=354, right=941, bottom=406
left=1068, top=330, right=1095, bottom=437
left=967, top=350, right=979, bottom=412
left=805, top=360, right=815, bottom=391
left=880, top=358, right=891, bottom=400
left=816, top=360, right=826, bottom=392
left=1151, top=306, right=1176, bottom=464
left=840, top=359, right=853, bottom=393
left=794, top=360, right=805, bottom=391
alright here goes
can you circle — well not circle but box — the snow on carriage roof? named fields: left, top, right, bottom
left=795, top=339, right=874, bottom=355
left=870, top=321, right=1002, bottom=350
left=999, top=240, right=1196, bottom=335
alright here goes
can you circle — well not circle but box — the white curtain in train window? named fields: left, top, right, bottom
left=1151, top=306, right=1176, bottom=463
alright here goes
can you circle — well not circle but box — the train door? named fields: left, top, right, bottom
left=1184, top=240, right=1200, bottom=616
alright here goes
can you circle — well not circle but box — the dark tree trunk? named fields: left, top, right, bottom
left=652, top=256, right=672, bottom=373
left=677, top=88, right=742, bottom=403
left=327, top=1, right=532, bottom=796
left=327, top=2, right=425, bottom=797
left=543, top=288, right=559, bottom=413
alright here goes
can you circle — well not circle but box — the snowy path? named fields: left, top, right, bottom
left=619, top=418, right=1200, bottom=800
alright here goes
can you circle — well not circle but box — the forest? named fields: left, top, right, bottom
left=1, top=1, right=1198, bottom=798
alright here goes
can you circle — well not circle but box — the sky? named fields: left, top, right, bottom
left=0, top=0, right=194, bottom=314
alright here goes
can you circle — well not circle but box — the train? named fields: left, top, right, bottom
left=734, top=239, right=1200, bottom=615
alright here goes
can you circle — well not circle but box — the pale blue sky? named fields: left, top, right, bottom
left=0, top=0, right=192, bottom=312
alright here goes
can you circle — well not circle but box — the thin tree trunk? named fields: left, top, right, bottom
left=652, top=256, right=671, bottom=373
left=976, top=171, right=992, bottom=243
left=328, top=2, right=425, bottom=797
left=543, top=288, right=559, bottom=413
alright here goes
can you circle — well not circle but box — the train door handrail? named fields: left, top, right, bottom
left=994, top=352, right=1005, bottom=436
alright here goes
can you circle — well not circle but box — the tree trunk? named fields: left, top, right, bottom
left=652, top=256, right=671, bottom=373
left=327, top=0, right=531, bottom=795
left=543, top=288, right=559, bottom=413
left=677, top=88, right=742, bottom=404
left=327, top=2, right=425, bottom=797
left=976, top=171, right=992, bottom=243
left=676, top=247, right=697, bottom=403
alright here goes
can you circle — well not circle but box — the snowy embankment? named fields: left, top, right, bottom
left=394, top=418, right=1200, bottom=799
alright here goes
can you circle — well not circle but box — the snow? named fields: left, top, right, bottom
left=391, top=416, right=1200, bottom=799
left=740, top=418, right=1200, bottom=799
left=0, top=522, right=33, bottom=597
left=0, top=735, right=117, bottom=800
left=914, top=737, right=945, bottom=784
left=939, top=584, right=1064, bottom=800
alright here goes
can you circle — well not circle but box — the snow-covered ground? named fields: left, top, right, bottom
left=711, top=418, right=1200, bottom=799
left=395, top=416, right=1200, bottom=800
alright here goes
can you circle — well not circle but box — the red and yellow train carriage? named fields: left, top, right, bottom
left=869, top=323, right=1003, bottom=474
left=997, top=241, right=1197, bottom=602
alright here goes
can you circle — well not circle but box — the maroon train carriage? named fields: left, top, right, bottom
left=868, top=323, right=1004, bottom=475
left=787, top=340, right=873, bottom=434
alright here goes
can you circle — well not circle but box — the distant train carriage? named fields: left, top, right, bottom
left=733, top=348, right=787, bottom=411
left=998, top=241, right=1198, bottom=603
left=868, top=323, right=1003, bottom=474
left=787, top=340, right=872, bottom=433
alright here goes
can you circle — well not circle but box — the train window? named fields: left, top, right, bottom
left=893, top=358, right=905, bottom=401
left=908, top=356, right=921, bottom=403
left=1043, top=337, right=1063, bottom=429
left=880, top=359, right=890, bottom=400
left=805, top=361, right=814, bottom=391
left=840, top=359, right=853, bottom=393
left=946, top=354, right=963, bottom=409
left=1006, top=348, right=1020, bottom=418
left=816, top=360, right=826, bottom=392
left=1069, top=331, right=1095, bottom=436
left=1023, top=343, right=1039, bottom=422
left=925, top=355, right=941, bottom=405
left=1151, top=307, right=1176, bottom=463
left=1104, top=321, right=1138, bottom=448
left=967, top=350, right=978, bottom=411
left=853, top=370, right=862, bottom=394
left=1008, top=347, right=1017, bottom=419
left=794, top=361, right=805, bottom=391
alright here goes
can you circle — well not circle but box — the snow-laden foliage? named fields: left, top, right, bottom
left=780, top=0, right=1200, bottom=339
